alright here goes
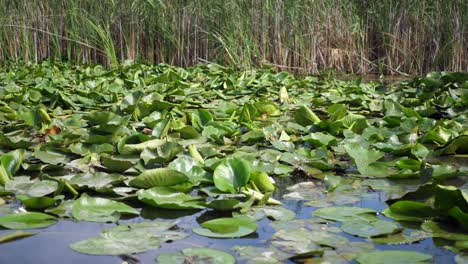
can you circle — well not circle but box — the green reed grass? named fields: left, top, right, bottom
left=0, top=0, right=466, bottom=74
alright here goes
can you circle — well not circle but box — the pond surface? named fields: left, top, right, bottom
left=0, top=64, right=467, bottom=263
left=0, top=176, right=461, bottom=263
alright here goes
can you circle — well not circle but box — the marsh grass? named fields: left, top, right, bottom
left=0, top=0, right=466, bottom=74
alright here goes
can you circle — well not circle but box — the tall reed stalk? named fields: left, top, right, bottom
left=0, top=0, right=466, bottom=74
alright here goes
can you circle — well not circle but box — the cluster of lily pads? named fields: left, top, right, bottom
left=0, top=62, right=467, bottom=263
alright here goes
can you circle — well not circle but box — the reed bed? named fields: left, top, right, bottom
left=0, top=0, right=466, bottom=74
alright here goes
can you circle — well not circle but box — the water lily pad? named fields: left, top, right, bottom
left=72, top=195, right=139, bottom=222
left=250, top=171, right=275, bottom=192
left=45, top=200, right=74, bottom=218
left=130, top=168, right=189, bottom=188
left=421, top=221, right=468, bottom=241
left=303, top=132, right=337, bottom=147
left=372, top=231, right=429, bottom=244
left=213, top=158, right=251, bottom=193
left=70, top=221, right=188, bottom=255
left=0, top=149, right=23, bottom=185
left=313, top=206, right=378, bottom=222
left=67, top=172, right=123, bottom=189
left=232, top=245, right=290, bottom=264
left=0, top=212, right=57, bottom=229
left=434, top=185, right=468, bottom=215
left=193, top=217, right=257, bottom=238
left=355, top=250, right=432, bottom=264
left=168, top=155, right=211, bottom=183
left=272, top=240, right=322, bottom=258
left=383, top=201, right=435, bottom=222
left=0, top=231, right=38, bottom=244
left=157, top=248, right=235, bottom=264
left=295, top=105, right=320, bottom=126
left=34, top=148, right=70, bottom=165
left=137, top=186, right=205, bottom=210
left=101, top=155, right=137, bottom=172
left=344, top=144, right=389, bottom=177
left=234, top=206, right=296, bottom=221
left=437, top=135, right=468, bottom=155
left=273, top=228, right=349, bottom=248
left=341, top=219, right=401, bottom=238
left=6, top=177, right=58, bottom=197
left=17, top=195, right=56, bottom=210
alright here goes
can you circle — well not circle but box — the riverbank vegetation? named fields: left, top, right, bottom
left=0, top=0, right=466, bottom=74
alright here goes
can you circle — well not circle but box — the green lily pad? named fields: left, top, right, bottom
left=0, top=212, right=57, bottom=229
left=437, top=135, right=468, bottom=155
left=313, top=206, right=378, bottom=222
left=372, top=231, right=429, bottom=244
left=72, top=195, right=139, bottom=222
left=295, top=105, right=321, bottom=126
left=70, top=221, right=188, bottom=255
left=193, top=217, right=257, bottom=238
left=250, top=171, right=275, bottom=192
left=421, top=221, right=468, bottom=241
left=0, top=149, right=23, bottom=185
left=67, top=172, right=123, bottom=189
left=232, top=245, right=290, bottom=264
left=101, top=155, right=137, bottom=172
left=0, top=231, right=38, bottom=244
left=383, top=201, right=435, bottom=222
left=17, top=195, right=56, bottom=210
left=434, top=185, right=468, bottom=215
left=234, top=206, right=296, bottom=221
left=274, top=228, right=349, bottom=248
left=6, top=177, right=58, bottom=197
left=344, top=144, right=389, bottom=177
left=129, top=168, right=189, bottom=188
left=213, top=158, right=251, bottom=193
left=45, top=200, right=75, bottom=218
left=34, top=148, right=70, bottom=165
left=303, top=132, right=337, bottom=147
left=157, top=248, right=236, bottom=264
left=341, top=219, right=401, bottom=238
left=137, top=186, right=205, bottom=210
left=272, top=240, right=322, bottom=258
left=355, top=250, right=432, bottom=264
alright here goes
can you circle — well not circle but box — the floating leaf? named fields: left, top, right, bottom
left=372, top=231, right=429, bottom=245
left=130, top=168, right=189, bottom=188
left=436, top=135, right=468, bottom=155
left=250, top=171, right=275, bottom=192
left=313, top=206, right=377, bottom=222
left=345, top=143, right=389, bottom=177
left=157, top=248, right=236, bottom=264
left=70, top=221, right=188, bottom=255
left=101, top=155, right=137, bottom=172
left=434, top=185, right=468, bottom=215
left=193, top=217, right=257, bottom=238
left=303, top=132, right=337, bottom=147
left=0, top=231, right=38, bottom=244
left=213, top=158, right=251, bottom=193
left=355, top=250, right=432, bottom=264
left=17, top=195, right=56, bottom=210
left=67, top=172, right=123, bottom=189
left=0, top=212, right=57, bottom=229
left=235, top=206, right=296, bottom=221
left=383, top=201, right=435, bottom=222
left=137, top=186, right=205, bottom=210
left=341, top=219, right=401, bottom=238
left=295, top=105, right=320, bottom=126
left=0, top=149, right=23, bottom=185
left=421, top=221, right=468, bottom=241
left=72, top=196, right=139, bottom=222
